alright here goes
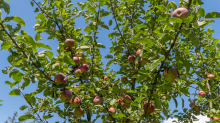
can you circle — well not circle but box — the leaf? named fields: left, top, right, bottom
left=155, top=96, right=162, bottom=109
left=45, top=51, right=53, bottom=59
left=43, top=114, right=53, bottom=119
left=109, top=20, right=112, bottom=26
left=134, top=97, right=143, bottom=103
left=169, top=17, right=182, bottom=23
left=18, top=114, right=35, bottom=121
left=112, top=114, right=126, bottom=118
left=9, top=89, right=20, bottom=96
left=105, top=54, right=113, bottom=59
left=172, top=97, right=178, bottom=108
left=180, top=88, right=190, bottom=96
left=205, top=12, right=220, bottom=18
left=169, top=1, right=177, bottom=10
left=5, top=16, right=25, bottom=26
left=162, top=106, right=168, bottom=116
left=2, top=1, right=10, bottom=14
left=1, top=41, right=13, bottom=50
left=156, top=5, right=166, bottom=12
left=12, top=70, right=23, bottom=82
left=182, top=98, right=184, bottom=108
left=96, top=43, right=105, bottom=48
left=36, top=42, right=52, bottom=50
left=100, top=0, right=107, bottom=6
left=110, top=99, right=117, bottom=105
left=125, top=90, right=137, bottom=93
left=20, top=105, right=28, bottom=111
left=198, top=7, right=205, bottom=17
left=23, top=35, right=37, bottom=52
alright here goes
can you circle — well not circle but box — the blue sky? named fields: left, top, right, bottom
left=0, top=0, right=219, bottom=123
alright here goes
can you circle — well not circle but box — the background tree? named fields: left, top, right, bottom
left=0, top=0, right=220, bottom=123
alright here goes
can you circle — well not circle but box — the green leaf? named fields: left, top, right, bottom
left=109, top=20, right=112, bottom=26
left=198, top=7, right=205, bottom=17
left=134, top=97, right=143, bottom=103
left=105, top=54, right=113, bottom=59
left=5, top=16, right=25, bottom=26
left=156, top=5, right=166, bottom=12
left=169, top=17, right=182, bottom=23
left=112, top=114, right=126, bottom=118
left=43, top=114, right=53, bottom=119
left=1, top=41, right=13, bottom=50
left=18, top=114, right=35, bottom=121
left=182, top=98, right=184, bottom=108
left=45, top=51, right=53, bottom=59
left=155, top=96, right=162, bottom=109
left=23, top=35, right=37, bottom=52
left=12, top=70, right=23, bottom=82
left=20, top=105, right=28, bottom=111
left=36, top=42, right=52, bottom=50
left=172, top=97, right=178, bottom=108
left=9, top=89, right=20, bottom=96
left=180, top=87, right=190, bottom=96
left=2, top=1, right=10, bottom=14
left=5, top=81, right=19, bottom=88
left=96, top=43, right=105, bottom=48
left=125, top=90, right=137, bottom=93
left=169, top=1, right=177, bottom=10
left=100, top=0, right=107, bottom=6
left=205, top=12, right=220, bottom=18
left=30, top=1, right=34, bottom=6
left=110, top=99, right=117, bottom=105
left=162, top=106, right=168, bottom=116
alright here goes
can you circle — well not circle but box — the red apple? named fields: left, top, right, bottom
left=72, top=57, right=80, bottom=65
left=54, top=73, right=67, bottom=85
left=207, top=74, right=215, bottom=79
left=140, top=57, right=148, bottom=65
left=121, top=103, right=130, bottom=109
left=128, top=55, right=136, bottom=63
left=143, top=102, right=155, bottom=113
left=108, top=107, right=116, bottom=115
left=93, top=96, right=102, bottom=105
left=70, top=97, right=81, bottom=108
left=74, top=108, right=85, bottom=117
left=163, top=67, right=178, bottom=82
left=136, top=49, right=142, bottom=57
left=194, top=105, right=200, bottom=111
left=124, top=95, right=131, bottom=103
left=118, top=98, right=123, bottom=103
left=213, top=117, right=220, bottom=120
left=65, top=38, right=74, bottom=47
left=104, top=76, right=108, bottom=80
left=80, top=64, right=89, bottom=72
left=75, top=52, right=84, bottom=57
left=172, top=7, right=189, bottom=21
left=198, top=90, right=206, bottom=96
left=121, top=77, right=128, bottom=83
left=189, top=102, right=195, bottom=108
left=74, top=68, right=82, bottom=77
left=60, top=90, right=72, bottom=102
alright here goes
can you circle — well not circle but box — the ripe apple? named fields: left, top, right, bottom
left=121, top=77, right=128, bottom=83
left=189, top=102, right=195, bottom=108
left=80, top=64, right=89, bottom=72
left=60, top=90, right=72, bottom=102
left=74, top=108, right=85, bottom=117
left=198, top=90, right=206, bottom=96
left=213, top=117, right=220, bottom=120
left=54, top=73, right=67, bottom=85
left=72, top=57, right=80, bottom=65
left=143, top=102, right=155, bottom=113
left=104, top=76, right=108, bottom=80
left=140, top=57, right=148, bottom=65
left=163, top=67, right=178, bottom=82
left=124, top=95, right=131, bottom=103
left=65, top=38, right=74, bottom=47
left=74, top=68, right=82, bottom=77
left=172, top=7, right=189, bottom=21
left=207, top=74, right=215, bottom=79
left=118, top=98, right=123, bottom=103
left=108, top=107, right=116, bottom=115
left=128, top=55, right=136, bottom=63
left=70, top=97, right=81, bottom=108
left=194, top=105, right=200, bottom=111
left=136, top=49, right=142, bottom=57
left=93, top=96, right=102, bottom=105
left=75, top=52, right=84, bottom=57
left=121, top=103, right=130, bottom=109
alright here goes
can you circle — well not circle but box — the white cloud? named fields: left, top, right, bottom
left=163, top=115, right=210, bottom=123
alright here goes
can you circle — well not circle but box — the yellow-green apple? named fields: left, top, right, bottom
left=172, top=8, right=189, bottom=21
left=140, top=57, right=148, bottom=65
left=189, top=102, right=195, bottom=108
left=74, top=68, right=82, bottom=77
left=194, top=105, right=200, bottom=111
left=93, top=96, right=102, bottom=105
left=108, top=107, right=116, bottom=115
left=163, top=67, right=178, bottom=82
left=128, top=55, right=136, bottom=63
left=213, top=117, right=220, bottom=120
left=74, top=108, right=85, bottom=117
left=124, top=95, right=131, bottom=103
left=121, top=103, right=130, bottom=109
left=121, top=77, right=128, bottom=83
left=198, top=90, right=206, bottom=96
left=207, top=74, right=215, bottom=79
left=60, top=90, right=72, bottom=102
left=65, top=38, right=74, bottom=47
left=136, top=49, right=142, bottom=57
left=70, top=97, right=81, bottom=108
left=143, top=102, right=155, bottom=113
left=72, top=57, right=80, bottom=65
left=54, top=73, right=67, bottom=85
left=80, top=64, right=89, bottom=72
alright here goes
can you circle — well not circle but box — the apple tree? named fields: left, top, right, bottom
left=1, top=0, right=220, bottom=122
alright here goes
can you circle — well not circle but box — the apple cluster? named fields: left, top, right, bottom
left=127, top=49, right=148, bottom=65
